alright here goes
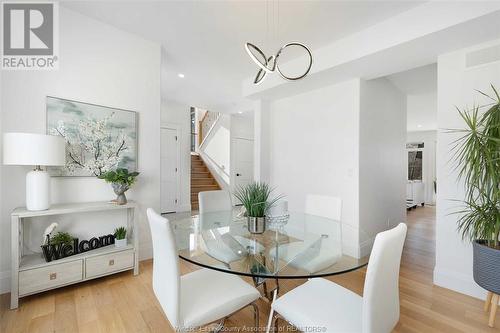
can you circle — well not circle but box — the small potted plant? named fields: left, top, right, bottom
left=41, top=231, right=75, bottom=262
left=114, top=226, right=127, bottom=247
left=234, top=182, right=283, bottom=234
left=98, top=168, right=139, bottom=205
left=50, top=231, right=74, bottom=246
left=451, top=85, right=500, bottom=295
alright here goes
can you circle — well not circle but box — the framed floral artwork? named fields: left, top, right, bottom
left=46, top=96, right=138, bottom=177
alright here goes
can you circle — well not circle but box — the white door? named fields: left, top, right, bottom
left=233, top=138, right=254, bottom=204
left=161, top=127, right=179, bottom=213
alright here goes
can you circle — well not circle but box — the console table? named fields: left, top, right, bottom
left=10, top=201, right=139, bottom=309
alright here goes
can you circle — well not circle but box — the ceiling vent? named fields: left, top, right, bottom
left=465, top=44, right=500, bottom=68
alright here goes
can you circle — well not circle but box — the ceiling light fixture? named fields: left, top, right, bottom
left=178, top=73, right=185, bottom=78
left=417, top=124, right=423, bottom=128
left=245, top=0, right=313, bottom=85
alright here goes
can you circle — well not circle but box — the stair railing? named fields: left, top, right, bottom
left=199, top=110, right=221, bottom=147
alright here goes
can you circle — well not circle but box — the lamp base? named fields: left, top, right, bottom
left=26, top=169, right=50, bottom=211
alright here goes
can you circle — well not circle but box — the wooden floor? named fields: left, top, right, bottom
left=1, top=206, right=499, bottom=332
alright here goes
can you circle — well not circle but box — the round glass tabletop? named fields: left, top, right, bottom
left=172, top=210, right=368, bottom=279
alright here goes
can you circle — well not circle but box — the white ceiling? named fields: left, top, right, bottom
left=387, top=63, right=437, bottom=95
left=62, top=1, right=423, bottom=113
left=387, top=64, right=437, bottom=132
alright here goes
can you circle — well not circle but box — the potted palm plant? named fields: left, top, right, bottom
left=452, top=85, right=500, bottom=294
left=234, top=182, right=283, bottom=234
left=98, top=168, right=139, bottom=205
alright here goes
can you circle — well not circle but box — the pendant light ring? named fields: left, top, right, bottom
left=276, top=42, right=313, bottom=81
left=245, top=42, right=275, bottom=74
left=254, top=55, right=276, bottom=85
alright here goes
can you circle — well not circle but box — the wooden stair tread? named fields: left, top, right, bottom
left=191, top=184, right=219, bottom=188
left=190, top=156, right=221, bottom=210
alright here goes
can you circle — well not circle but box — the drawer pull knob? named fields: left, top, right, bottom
left=109, top=259, right=115, bottom=266
left=49, top=273, right=57, bottom=280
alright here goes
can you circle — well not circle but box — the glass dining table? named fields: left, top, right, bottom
left=172, top=209, right=367, bottom=287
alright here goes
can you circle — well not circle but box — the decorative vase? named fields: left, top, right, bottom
left=473, top=240, right=500, bottom=294
left=115, top=238, right=127, bottom=248
left=247, top=216, right=266, bottom=234
left=112, top=183, right=129, bottom=205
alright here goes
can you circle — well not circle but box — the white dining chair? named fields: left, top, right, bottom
left=198, top=190, right=232, bottom=213
left=305, top=194, right=342, bottom=221
left=270, top=223, right=407, bottom=333
left=146, top=208, right=260, bottom=331
left=198, top=190, right=240, bottom=263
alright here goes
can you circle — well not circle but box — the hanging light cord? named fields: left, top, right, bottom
left=245, top=0, right=313, bottom=85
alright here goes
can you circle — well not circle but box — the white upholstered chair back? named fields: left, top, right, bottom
left=362, top=223, right=407, bottom=333
left=305, top=194, right=342, bottom=221
left=198, top=190, right=232, bottom=213
left=147, top=208, right=181, bottom=329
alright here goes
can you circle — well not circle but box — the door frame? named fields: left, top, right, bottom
left=161, top=124, right=181, bottom=213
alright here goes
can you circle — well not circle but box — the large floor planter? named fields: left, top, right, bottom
left=473, top=240, right=500, bottom=294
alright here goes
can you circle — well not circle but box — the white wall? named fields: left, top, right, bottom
left=359, top=78, right=407, bottom=256
left=257, top=77, right=406, bottom=257
left=0, top=7, right=161, bottom=293
left=268, top=79, right=361, bottom=257
left=407, top=130, right=437, bottom=205
left=161, top=99, right=191, bottom=212
left=407, top=93, right=437, bottom=131
left=434, top=39, right=500, bottom=300
left=254, top=100, right=271, bottom=184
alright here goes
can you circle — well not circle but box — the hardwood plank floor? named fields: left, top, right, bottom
left=1, top=206, right=499, bottom=332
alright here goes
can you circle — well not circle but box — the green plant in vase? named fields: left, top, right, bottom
left=234, top=182, right=283, bottom=234
left=114, top=226, right=127, bottom=247
left=50, top=231, right=74, bottom=246
left=449, top=85, right=500, bottom=296
left=98, top=168, right=139, bottom=205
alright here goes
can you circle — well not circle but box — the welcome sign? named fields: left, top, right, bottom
left=41, top=234, right=116, bottom=262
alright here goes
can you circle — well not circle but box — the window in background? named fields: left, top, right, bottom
left=190, top=107, right=196, bottom=152
left=407, top=142, right=424, bottom=181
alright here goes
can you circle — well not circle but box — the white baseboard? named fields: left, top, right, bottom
left=433, top=266, right=487, bottom=300
left=0, top=270, right=10, bottom=295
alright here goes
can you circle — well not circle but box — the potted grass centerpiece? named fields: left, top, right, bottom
left=451, top=85, right=500, bottom=294
left=234, top=182, right=283, bottom=234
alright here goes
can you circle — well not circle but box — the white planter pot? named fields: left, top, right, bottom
left=115, top=238, right=127, bottom=248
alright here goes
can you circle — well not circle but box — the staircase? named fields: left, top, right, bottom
left=191, top=154, right=220, bottom=211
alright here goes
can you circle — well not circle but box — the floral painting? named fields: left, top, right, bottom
left=46, top=97, right=137, bottom=177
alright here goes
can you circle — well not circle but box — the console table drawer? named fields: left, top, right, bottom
left=85, top=249, right=134, bottom=278
left=19, top=260, right=83, bottom=296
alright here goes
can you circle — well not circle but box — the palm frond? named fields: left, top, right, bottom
left=448, top=86, right=500, bottom=244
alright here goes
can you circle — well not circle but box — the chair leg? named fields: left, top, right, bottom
left=213, top=318, right=226, bottom=333
left=270, top=313, right=280, bottom=333
left=485, top=291, right=493, bottom=312
left=250, top=302, right=259, bottom=328
left=489, top=293, right=499, bottom=327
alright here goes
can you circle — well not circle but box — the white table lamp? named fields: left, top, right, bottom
left=3, top=133, right=66, bottom=211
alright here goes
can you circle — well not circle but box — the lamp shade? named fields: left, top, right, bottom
left=3, top=133, right=66, bottom=166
